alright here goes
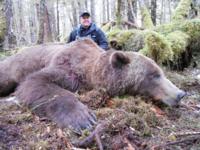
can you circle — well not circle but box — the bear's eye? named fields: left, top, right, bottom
left=153, top=74, right=161, bottom=79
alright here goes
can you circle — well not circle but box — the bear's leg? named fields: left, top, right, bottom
left=16, top=68, right=96, bottom=134
left=79, top=89, right=110, bottom=109
left=0, top=72, right=17, bottom=96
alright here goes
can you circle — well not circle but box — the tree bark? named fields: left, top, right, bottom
left=56, top=0, right=60, bottom=41
left=138, top=0, right=154, bottom=29
left=4, top=0, right=16, bottom=49
left=151, top=0, right=157, bottom=25
left=116, top=0, right=122, bottom=28
left=0, top=0, right=7, bottom=49
left=106, top=0, right=110, bottom=21
left=37, top=0, right=53, bottom=44
left=102, top=0, right=106, bottom=23
left=71, top=1, right=78, bottom=28
left=127, top=0, right=137, bottom=25
left=90, top=0, right=96, bottom=22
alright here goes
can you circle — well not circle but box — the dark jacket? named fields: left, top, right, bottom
left=68, top=23, right=109, bottom=50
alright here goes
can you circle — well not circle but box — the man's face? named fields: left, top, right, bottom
left=80, top=15, right=91, bottom=28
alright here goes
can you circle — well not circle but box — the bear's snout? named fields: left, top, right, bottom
left=176, top=90, right=186, bottom=102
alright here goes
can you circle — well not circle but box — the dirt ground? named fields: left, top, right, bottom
left=1, top=57, right=200, bottom=150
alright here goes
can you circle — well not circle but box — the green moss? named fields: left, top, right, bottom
left=107, top=29, right=139, bottom=50
left=117, top=30, right=135, bottom=45
left=107, top=29, right=121, bottom=39
left=102, top=22, right=112, bottom=32
left=172, top=0, right=192, bottom=22
left=180, top=19, right=200, bottom=40
left=120, top=113, right=152, bottom=136
left=155, top=22, right=179, bottom=35
left=166, top=31, right=190, bottom=60
left=107, top=29, right=146, bottom=51
left=140, top=30, right=173, bottom=64
left=140, top=7, right=154, bottom=29
left=124, top=30, right=145, bottom=51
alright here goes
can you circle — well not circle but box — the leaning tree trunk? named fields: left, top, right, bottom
left=172, top=0, right=192, bottom=22
left=138, top=0, right=154, bottom=29
left=37, top=0, right=53, bottom=44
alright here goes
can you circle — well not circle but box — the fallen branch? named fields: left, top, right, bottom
left=174, top=131, right=200, bottom=137
left=152, top=135, right=200, bottom=149
left=73, top=120, right=109, bottom=150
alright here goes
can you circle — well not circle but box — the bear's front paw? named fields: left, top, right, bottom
left=67, top=107, right=97, bottom=134
left=47, top=97, right=97, bottom=135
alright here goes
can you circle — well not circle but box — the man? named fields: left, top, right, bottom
left=68, top=11, right=109, bottom=50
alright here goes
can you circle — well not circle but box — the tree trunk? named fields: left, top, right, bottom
left=172, top=0, right=192, bottom=22
left=0, top=0, right=7, bottom=50
left=106, top=0, right=110, bottom=21
left=4, top=0, right=16, bottom=49
left=71, top=1, right=78, bottom=28
left=151, top=0, right=157, bottom=25
left=90, top=0, right=96, bottom=22
left=116, top=0, right=122, bottom=28
left=138, top=0, right=154, bottom=29
left=102, top=0, right=106, bottom=23
left=28, top=1, right=38, bottom=43
left=127, top=0, right=137, bottom=25
left=85, top=0, right=88, bottom=10
left=56, top=0, right=60, bottom=41
left=37, top=0, right=53, bottom=44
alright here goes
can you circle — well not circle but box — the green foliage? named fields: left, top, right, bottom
left=172, top=0, right=192, bottom=22
left=140, top=30, right=173, bottom=64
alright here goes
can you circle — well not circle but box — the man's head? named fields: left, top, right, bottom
left=80, top=12, right=91, bottom=28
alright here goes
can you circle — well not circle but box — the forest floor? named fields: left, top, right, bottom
left=0, top=53, right=200, bottom=150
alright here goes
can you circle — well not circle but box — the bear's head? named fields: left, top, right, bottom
left=93, top=51, right=186, bottom=107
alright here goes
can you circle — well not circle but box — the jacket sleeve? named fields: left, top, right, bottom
left=67, top=30, right=76, bottom=43
left=96, top=29, right=109, bottom=50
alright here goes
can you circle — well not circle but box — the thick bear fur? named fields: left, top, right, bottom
left=0, top=38, right=185, bottom=134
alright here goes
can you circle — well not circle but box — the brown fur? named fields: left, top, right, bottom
left=0, top=38, right=185, bottom=134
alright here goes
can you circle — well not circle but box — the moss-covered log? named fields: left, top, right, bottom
left=105, top=0, right=200, bottom=70
left=107, top=19, right=200, bottom=69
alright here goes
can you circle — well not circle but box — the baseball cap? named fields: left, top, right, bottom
left=80, top=11, right=90, bottom=17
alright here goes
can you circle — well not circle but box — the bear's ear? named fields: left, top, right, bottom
left=110, top=52, right=130, bottom=68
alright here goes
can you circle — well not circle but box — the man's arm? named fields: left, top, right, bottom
left=67, top=30, right=77, bottom=43
left=96, top=29, right=109, bottom=50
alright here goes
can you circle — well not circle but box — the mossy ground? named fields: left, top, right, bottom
left=1, top=57, right=200, bottom=149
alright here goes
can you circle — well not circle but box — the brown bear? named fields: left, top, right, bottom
left=0, top=38, right=185, bottom=134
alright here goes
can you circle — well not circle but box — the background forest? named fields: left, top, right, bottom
left=1, top=0, right=200, bottom=150
left=0, top=0, right=199, bottom=50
